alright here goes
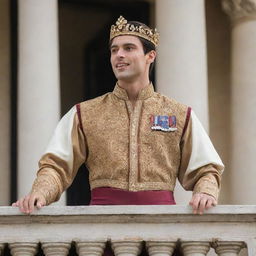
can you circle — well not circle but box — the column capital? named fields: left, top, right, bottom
left=222, top=0, right=256, bottom=20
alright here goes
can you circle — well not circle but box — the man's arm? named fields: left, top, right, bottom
left=12, top=105, right=87, bottom=213
left=178, top=109, right=224, bottom=214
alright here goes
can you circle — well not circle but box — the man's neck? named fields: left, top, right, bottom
left=118, top=79, right=150, bottom=103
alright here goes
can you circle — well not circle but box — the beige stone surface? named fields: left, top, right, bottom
left=17, top=0, right=65, bottom=204
left=0, top=205, right=254, bottom=255
left=155, top=0, right=208, bottom=205
left=0, top=0, right=10, bottom=205
left=222, top=0, right=256, bottom=205
left=206, top=0, right=232, bottom=204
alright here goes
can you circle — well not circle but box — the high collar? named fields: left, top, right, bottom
left=113, top=82, right=155, bottom=101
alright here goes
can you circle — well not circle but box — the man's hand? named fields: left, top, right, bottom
left=189, top=193, right=217, bottom=215
left=12, top=192, right=46, bottom=214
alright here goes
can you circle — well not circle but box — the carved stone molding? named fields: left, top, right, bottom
left=222, top=0, right=256, bottom=20
left=41, top=242, right=71, bottom=256
left=111, top=241, right=142, bottom=256
left=146, top=241, right=176, bottom=256
left=212, top=241, right=245, bottom=256
left=76, top=241, right=106, bottom=256
left=181, top=241, right=210, bottom=256
left=9, top=243, right=38, bottom=256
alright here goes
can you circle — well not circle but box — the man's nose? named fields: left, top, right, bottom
left=116, top=49, right=125, bottom=58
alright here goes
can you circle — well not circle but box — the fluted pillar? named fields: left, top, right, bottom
left=222, top=0, right=256, bottom=204
left=17, top=0, right=65, bottom=204
left=9, top=243, right=38, bottom=256
left=146, top=241, right=176, bottom=256
left=0, top=0, right=11, bottom=205
left=156, top=0, right=209, bottom=129
left=181, top=242, right=210, bottom=256
left=76, top=241, right=106, bottom=256
left=212, top=241, right=245, bottom=256
left=156, top=0, right=209, bottom=204
left=42, top=242, right=71, bottom=256
left=111, top=241, right=142, bottom=256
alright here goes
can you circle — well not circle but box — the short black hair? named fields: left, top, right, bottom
left=125, top=21, right=156, bottom=79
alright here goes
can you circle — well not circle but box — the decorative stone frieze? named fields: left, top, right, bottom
left=76, top=242, right=106, bottom=256
left=9, top=243, right=38, bottom=256
left=222, top=0, right=256, bottom=20
left=41, top=242, right=71, bottom=256
left=181, top=241, right=210, bottom=256
left=212, top=241, right=245, bottom=256
left=146, top=241, right=176, bottom=256
left=111, top=241, right=142, bottom=256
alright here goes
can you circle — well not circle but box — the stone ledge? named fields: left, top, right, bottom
left=0, top=205, right=255, bottom=224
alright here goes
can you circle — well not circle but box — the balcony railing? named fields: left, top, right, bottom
left=0, top=205, right=255, bottom=256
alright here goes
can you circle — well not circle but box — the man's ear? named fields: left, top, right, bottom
left=146, top=50, right=156, bottom=64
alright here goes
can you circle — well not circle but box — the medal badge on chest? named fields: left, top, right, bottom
left=150, top=115, right=177, bottom=132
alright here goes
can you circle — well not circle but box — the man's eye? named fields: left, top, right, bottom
left=126, top=47, right=133, bottom=51
left=111, top=48, right=117, bottom=53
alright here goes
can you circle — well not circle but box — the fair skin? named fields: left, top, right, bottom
left=12, top=35, right=217, bottom=215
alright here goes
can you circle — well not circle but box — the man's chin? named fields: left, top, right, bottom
left=115, top=73, right=135, bottom=82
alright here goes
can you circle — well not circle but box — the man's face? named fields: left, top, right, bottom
left=110, top=35, right=152, bottom=82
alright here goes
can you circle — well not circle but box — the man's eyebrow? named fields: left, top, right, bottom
left=110, top=43, right=137, bottom=49
left=110, top=44, right=118, bottom=49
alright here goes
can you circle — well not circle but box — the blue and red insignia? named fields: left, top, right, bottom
left=150, top=115, right=177, bottom=132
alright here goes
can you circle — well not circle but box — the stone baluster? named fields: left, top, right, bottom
left=181, top=242, right=210, bottom=256
left=146, top=241, right=176, bottom=256
left=212, top=241, right=245, bottom=256
left=111, top=241, right=142, bottom=256
left=9, top=243, right=38, bottom=256
left=76, top=241, right=106, bottom=256
left=41, top=242, right=71, bottom=256
left=0, top=244, right=4, bottom=255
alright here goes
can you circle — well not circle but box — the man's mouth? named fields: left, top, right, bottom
left=116, top=63, right=129, bottom=69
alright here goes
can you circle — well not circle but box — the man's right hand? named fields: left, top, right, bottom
left=12, top=192, right=46, bottom=214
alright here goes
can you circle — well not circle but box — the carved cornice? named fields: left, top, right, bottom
left=222, top=0, right=256, bottom=20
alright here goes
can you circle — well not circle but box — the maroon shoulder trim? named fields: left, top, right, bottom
left=181, top=107, right=192, bottom=139
left=76, top=104, right=85, bottom=137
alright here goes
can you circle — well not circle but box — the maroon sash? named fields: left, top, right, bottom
left=90, top=187, right=176, bottom=205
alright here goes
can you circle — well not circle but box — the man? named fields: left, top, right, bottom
left=13, top=16, right=224, bottom=216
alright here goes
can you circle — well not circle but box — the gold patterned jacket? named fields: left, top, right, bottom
left=32, top=84, right=224, bottom=205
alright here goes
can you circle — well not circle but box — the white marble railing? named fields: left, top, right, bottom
left=0, top=205, right=255, bottom=256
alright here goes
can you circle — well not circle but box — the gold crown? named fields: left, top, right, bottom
left=110, top=16, right=159, bottom=47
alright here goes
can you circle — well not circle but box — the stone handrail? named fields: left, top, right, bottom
left=0, top=205, right=255, bottom=256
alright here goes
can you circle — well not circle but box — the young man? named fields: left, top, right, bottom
left=13, top=16, right=224, bottom=216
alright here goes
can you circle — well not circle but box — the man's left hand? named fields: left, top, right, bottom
left=189, top=193, right=217, bottom=215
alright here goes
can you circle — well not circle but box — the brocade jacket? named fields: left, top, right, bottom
left=32, top=83, right=224, bottom=205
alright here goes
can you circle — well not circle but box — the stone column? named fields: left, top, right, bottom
left=111, top=241, right=142, bottom=256
left=76, top=241, right=106, bottom=256
left=156, top=0, right=209, bottom=204
left=0, top=0, right=11, bottom=205
left=41, top=242, right=71, bottom=256
left=0, top=243, right=4, bottom=255
left=146, top=241, right=176, bottom=256
left=17, top=0, right=65, bottom=203
left=181, top=242, right=210, bottom=256
left=9, top=243, right=38, bottom=256
left=212, top=241, right=245, bottom=256
left=222, top=0, right=256, bottom=204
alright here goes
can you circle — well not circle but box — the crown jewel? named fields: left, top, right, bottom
left=110, top=16, right=159, bottom=47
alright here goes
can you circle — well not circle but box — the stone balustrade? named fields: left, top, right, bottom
left=0, top=205, right=255, bottom=256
